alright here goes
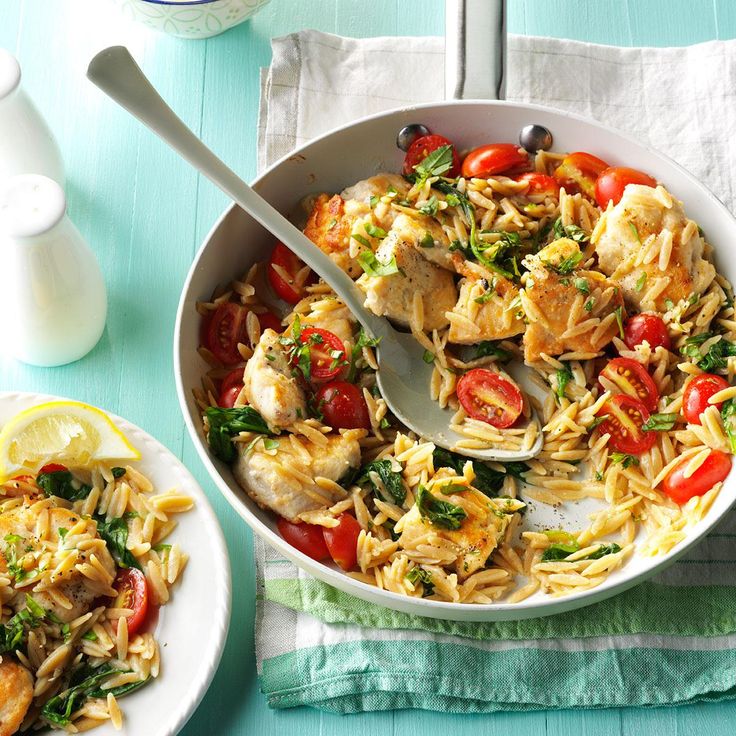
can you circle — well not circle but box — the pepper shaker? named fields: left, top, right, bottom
left=0, top=48, right=64, bottom=184
left=0, top=174, right=107, bottom=366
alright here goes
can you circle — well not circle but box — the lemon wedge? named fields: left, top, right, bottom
left=0, top=401, right=140, bottom=479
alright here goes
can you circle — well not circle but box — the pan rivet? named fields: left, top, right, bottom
left=396, top=124, right=430, bottom=152
left=519, top=124, right=553, bottom=153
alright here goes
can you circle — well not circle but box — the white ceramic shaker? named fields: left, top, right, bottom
left=0, top=48, right=64, bottom=184
left=0, top=175, right=107, bottom=366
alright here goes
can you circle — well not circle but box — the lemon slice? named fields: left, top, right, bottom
left=0, top=401, right=140, bottom=478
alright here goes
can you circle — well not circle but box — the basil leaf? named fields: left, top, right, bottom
left=418, top=196, right=439, bottom=216
left=610, top=452, right=639, bottom=469
left=586, top=542, right=622, bottom=560
left=543, top=248, right=584, bottom=275
left=722, top=399, right=736, bottom=453
left=205, top=406, right=272, bottom=463
left=37, top=470, right=92, bottom=502
left=573, top=277, right=590, bottom=295
left=541, top=542, right=579, bottom=561
left=93, top=516, right=141, bottom=571
left=556, top=362, right=573, bottom=400
left=358, top=250, right=400, bottom=277
left=406, top=566, right=435, bottom=597
left=552, top=218, right=590, bottom=244
left=413, top=144, right=454, bottom=180
left=347, top=327, right=381, bottom=382
left=364, top=222, right=388, bottom=239
left=680, top=332, right=736, bottom=373
left=357, top=459, right=406, bottom=506
left=641, top=412, right=679, bottom=432
left=416, top=486, right=467, bottom=530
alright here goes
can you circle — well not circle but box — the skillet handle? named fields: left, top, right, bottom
left=445, top=0, right=506, bottom=101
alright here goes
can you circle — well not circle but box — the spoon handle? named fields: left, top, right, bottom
left=87, top=46, right=388, bottom=339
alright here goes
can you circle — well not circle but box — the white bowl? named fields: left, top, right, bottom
left=0, top=391, right=232, bottom=735
left=174, top=100, right=736, bottom=622
left=109, top=0, right=270, bottom=39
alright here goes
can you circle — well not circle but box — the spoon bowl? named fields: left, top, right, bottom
left=86, top=45, right=543, bottom=462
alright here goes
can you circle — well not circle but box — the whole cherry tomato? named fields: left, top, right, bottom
left=461, top=143, right=529, bottom=179
left=314, top=380, right=371, bottom=430
left=595, top=166, right=657, bottom=208
left=322, top=513, right=362, bottom=571
left=277, top=518, right=330, bottom=561
left=682, top=374, right=730, bottom=425
left=663, top=450, right=731, bottom=504
left=268, top=241, right=314, bottom=304
left=623, top=313, right=671, bottom=351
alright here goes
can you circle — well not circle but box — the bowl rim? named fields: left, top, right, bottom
left=138, top=0, right=229, bottom=6
left=174, top=97, right=736, bottom=621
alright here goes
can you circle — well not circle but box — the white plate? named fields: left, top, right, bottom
left=0, top=391, right=231, bottom=736
left=175, top=101, right=736, bottom=622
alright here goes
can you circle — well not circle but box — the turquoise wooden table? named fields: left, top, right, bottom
left=1, top=0, right=735, bottom=733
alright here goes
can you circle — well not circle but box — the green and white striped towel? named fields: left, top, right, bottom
left=255, top=30, right=736, bottom=713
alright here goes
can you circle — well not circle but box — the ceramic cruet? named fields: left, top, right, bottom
left=0, top=174, right=107, bottom=366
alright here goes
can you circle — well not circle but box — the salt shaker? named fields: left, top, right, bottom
left=0, top=175, right=107, bottom=366
left=0, top=48, right=64, bottom=184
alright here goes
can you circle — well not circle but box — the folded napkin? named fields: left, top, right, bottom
left=256, top=30, right=736, bottom=713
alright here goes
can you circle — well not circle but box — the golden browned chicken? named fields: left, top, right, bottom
left=592, top=184, right=715, bottom=312
left=0, top=660, right=33, bottom=736
left=521, top=238, right=624, bottom=362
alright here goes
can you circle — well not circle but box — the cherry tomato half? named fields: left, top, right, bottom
left=403, top=134, right=460, bottom=177
left=257, top=310, right=283, bottom=334
left=40, top=463, right=68, bottom=474
left=322, top=513, right=362, bottom=571
left=461, top=143, right=529, bottom=179
left=314, top=380, right=371, bottom=430
left=595, top=166, right=657, bottom=209
left=623, top=313, right=671, bottom=351
left=112, top=568, right=149, bottom=636
left=268, top=241, right=313, bottom=304
left=516, top=171, right=558, bottom=196
left=597, top=393, right=656, bottom=455
left=599, top=357, right=659, bottom=413
left=218, top=368, right=245, bottom=408
left=683, top=374, right=730, bottom=425
left=277, top=518, right=330, bottom=561
left=204, top=302, right=248, bottom=365
left=553, top=151, right=610, bottom=199
left=663, top=450, right=732, bottom=504
left=456, top=368, right=523, bottom=428
left=294, top=328, right=346, bottom=383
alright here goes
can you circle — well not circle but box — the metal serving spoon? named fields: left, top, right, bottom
left=87, top=46, right=543, bottom=462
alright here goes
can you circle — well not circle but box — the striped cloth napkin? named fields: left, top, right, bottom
left=255, top=30, right=736, bottom=713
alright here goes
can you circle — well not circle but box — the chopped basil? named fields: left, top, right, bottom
left=111, top=466, right=126, bottom=479
left=1, top=594, right=60, bottom=655
left=544, top=248, right=584, bottom=275
left=628, top=221, right=642, bottom=245
left=610, top=452, right=639, bottom=469
left=205, top=406, right=272, bottom=463
left=406, top=566, right=435, bottom=597
left=552, top=218, right=590, bottom=244
left=641, top=413, right=679, bottom=432
left=93, top=516, right=141, bottom=570
left=356, top=459, right=406, bottom=506
left=369, top=195, right=379, bottom=209
left=347, top=327, right=381, bottom=382
left=413, top=144, right=455, bottom=182
left=573, top=277, right=590, bottom=295
left=418, top=196, right=439, bottom=216
left=635, top=272, right=647, bottom=292
left=419, top=232, right=435, bottom=248
left=3, top=534, right=29, bottom=583
left=422, top=349, right=435, bottom=364
left=721, top=399, right=736, bottom=453
left=665, top=298, right=675, bottom=311
left=474, top=340, right=511, bottom=362
left=584, top=297, right=596, bottom=312
left=358, top=250, right=400, bottom=277
left=379, top=417, right=391, bottom=429
left=680, top=332, right=736, bottom=373
left=82, top=629, right=98, bottom=642
left=416, top=486, right=467, bottom=530
left=37, top=469, right=92, bottom=502
left=58, top=528, right=68, bottom=540
left=438, top=482, right=467, bottom=495
left=351, top=233, right=372, bottom=248
left=262, top=438, right=280, bottom=451
left=614, top=305, right=624, bottom=339
left=364, top=222, right=388, bottom=239
left=556, top=362, right=573, bottom=400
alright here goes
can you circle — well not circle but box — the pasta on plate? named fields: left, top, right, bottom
left=194, top=136, right=736, bottom=605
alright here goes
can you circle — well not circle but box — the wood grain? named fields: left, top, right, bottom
left=1, top=0, right=736, bottom=733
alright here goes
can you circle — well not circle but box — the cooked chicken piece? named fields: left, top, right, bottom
left=233, top=432, right=362, bottom=521
left=592, top=184, right=715, bottom=311
left=447, top=272, right=524, bottom=344
left=521, top=238, right=624, bottom=363
left=359, top=229, right=458, bottom=331
left=0, top=505, right=116, bottom=622
left=242, top=328, right=306, bottom=430
left=304, top=175, right=410, bottom=278
left=0, top=660, right=33, bottom=736
left=395, top=486, right=524, bottom=580
left=389, top=212, right=455, bottom=271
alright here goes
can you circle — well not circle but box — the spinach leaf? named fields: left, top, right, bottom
left=37, top=469, right=92, bottom=501
left=356, top=459, right=406, bottom=506
left=205, top=406, right=272, bottom=463
left=432, top=447, right=527, bottom=498
left=416, top=486, right=467, bottom=530
left=722, top=399, right=736, bottom=453
left=88, top=677, right=150, bottom=699
left=586, top=543, right=622, bottom=560
left=473, top=340, right=512, bottom=362
left=541, top=542, right=579, bottom=561
left=94, top=516, right=141, bottom=571
left=111, top=466, right=127, bottom=479
left=680, top=332, right=736, bottom=373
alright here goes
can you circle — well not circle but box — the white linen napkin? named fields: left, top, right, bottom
left=255, top=30, right=736, bottom=706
